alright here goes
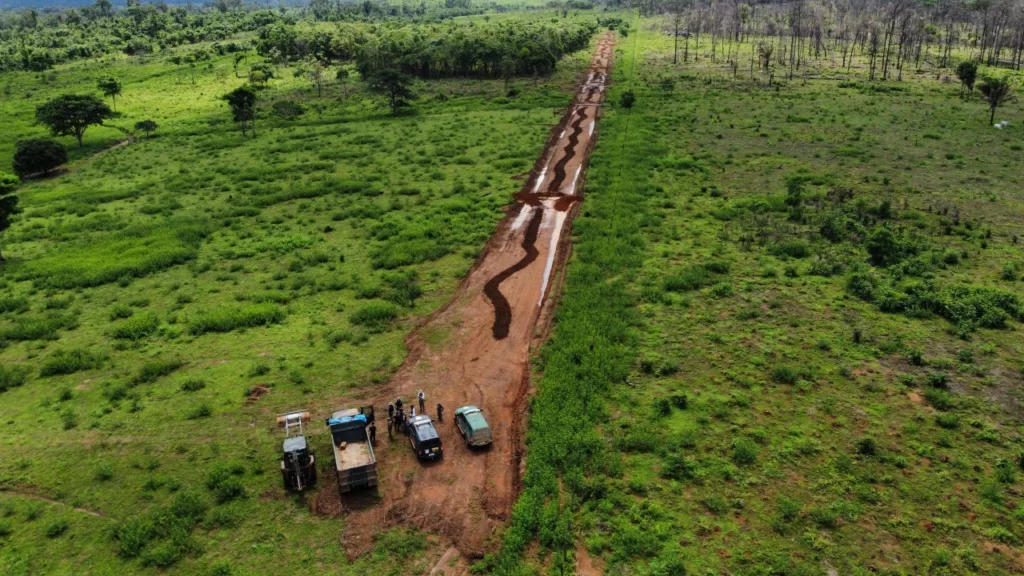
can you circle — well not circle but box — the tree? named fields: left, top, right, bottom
left=249, top=63, right=274, bottom=88
left=978, top=76, right=1014, bottom=125
left=222, top=85, right=258, bottom=136
left=35, top=95, right=115, bottom=147
left=97, top=76, right=122, bottom=110
left=307, top=61, right=326, bottom=97
left=956, top=61, right=979, bottom=94
left=134, top=120, right=158, bottom=138
left=0, top=171, right=19, bottom=262
left=12, top=139, right=67, bottom=178
left=367, top=69, right=414, bottom=115
left=336, top=68, right=350, bottom=97
left=272, top=100, right=305, bottom=120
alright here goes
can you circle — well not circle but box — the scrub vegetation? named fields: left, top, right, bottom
left=494, top=7, right=1024, bottom=576
left=0, top=1, right=597, bottom=574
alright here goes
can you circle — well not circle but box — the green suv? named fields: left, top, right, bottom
left=454, top=405, right=493, bottom=447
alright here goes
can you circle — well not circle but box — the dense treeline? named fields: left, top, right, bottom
left=638, top=0, right=1024, bottom=78
left=0, top=2, right=280, bottom=71
left=0, top=0, right=520, bottom=72
left=254, top=18, right=598, bottom=78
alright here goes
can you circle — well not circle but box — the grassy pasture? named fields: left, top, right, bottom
left=524, top=16, right=1024, bottom=576
left=0, top=14, right=597, bottom=575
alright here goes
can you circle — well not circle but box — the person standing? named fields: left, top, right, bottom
left=418, top=390, right=426, bottom=413
left=410, top=406, right=416, bottom=418
left=395, top=397, right=404, bottom=413
left=369, top=421, right=377, bottom=444
left=387, top=402, right=395, bottom=420
left=386, top=417, right=393, bottom=440
left=436, top=402, right=444, bottom=422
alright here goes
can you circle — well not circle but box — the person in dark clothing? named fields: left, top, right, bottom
left=387, top=403, right=395, bottom=420
left=369, top=422, right=376, bottom=444
left=418, top=390, right=426, bottom=413
left=395, top=398, right=404, bottom=413
left=386, top=417, right=393, bottom=439
left=436, top=402, right=444, bottom=422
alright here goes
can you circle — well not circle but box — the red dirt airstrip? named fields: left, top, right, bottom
left=312, top=32, right=616, bottom=564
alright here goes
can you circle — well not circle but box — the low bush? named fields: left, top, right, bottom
left=856, top=438, right=877, bottom=456
left=663, top=264, right=713, bottom=292
left=350, top=302, right=399, bottom=331
left=180, top=379, right=206, bottom=392
left=924, top=388, right=955, bottom=411
left=0, top=365, right=29, bottom=393
left=0, top=312, right=77, bottom=342
left=0, top=296, right=29, bottom=314
left=40, top=348, right=103, bottom=377
left=111, top=313, right=160, bottom=340
left=771, top=365, right=799, bottom=384
left=770, top=240, right=811, bottom=259
left=188, top=304, right=285, bottom=336
left=132, top=359, right=183, bottom=385
left=45, top=519, right=69, bottom=538
left=732, top=437, right=758, bottom=465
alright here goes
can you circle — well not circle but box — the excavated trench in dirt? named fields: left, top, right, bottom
left=310, top=33, right=616, bottom=568
left=483, top=210, right=544, bottom=340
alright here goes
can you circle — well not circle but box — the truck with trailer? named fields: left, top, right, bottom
left=325, top=406, right=377, bottom=494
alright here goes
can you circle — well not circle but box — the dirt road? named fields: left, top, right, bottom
left=313, top=33, right=615, bottom=561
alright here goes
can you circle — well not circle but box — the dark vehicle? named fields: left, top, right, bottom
left=326, top=406, right=377, bottom=494
left=277, top=411, right=316, bottom=492
left=407, top=414, right=443, bottom=460
left=454, top=405, right=493, bottom=447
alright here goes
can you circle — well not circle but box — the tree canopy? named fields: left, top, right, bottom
left=367, top=68, right=414, bottom=115
left=97, top=77, right=123, bottom=110
left=221, top=85, right=258, bottom=136
left=35, top=94, right=115, bottom=147
left=12, top=139, right=68, bottom=178
left=0, top=171, right=19, bottom=262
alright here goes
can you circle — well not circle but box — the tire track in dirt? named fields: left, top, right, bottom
left=483, top=209, right=544, bottom=339
left=311, top=33, right=616, bottom=565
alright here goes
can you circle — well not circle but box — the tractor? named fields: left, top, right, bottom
left=277, top=410, right=317, bottom=492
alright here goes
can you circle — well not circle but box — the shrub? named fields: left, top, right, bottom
left=0, top=365, right=29, bottom=393
left=109, top=304, right=134, bottom=320
left=13, top=138, right=67, bottom=177
left=709, top=282, right=733, bottom=298
left=907, top=349, right=924, bottom=366
left=856, top=438, right=876, bottom=456
left=663, top=264, right=713, bottom=292
left=180, top=379, right=206, bottom=392
left=111, top=313, right=159, bottom=340
left=770, top=240, right=810, bottom=259
left=732, top=437, right=758, bottom=465
left=350, top=302, right=399, bottom=331
left=95, top=463, right=113, bottom=481
left=866, top=226, right=919, bottom=266
left=847, top=271, right=878, bottom=301
left=661, top=453, right=698, bottom=481
left=669, top=394, right=687, bottom=409
left=186, top=404, right=212, bottom=420
left=935, top=413, right=960, bottom=429
left=40, top=348, right=103, bottom=377
left=771, top=365, right=799, bottom=384
left=188, top=304, right=285, bottom=335
left=778, top=497, right=801, bottom=520
left=45, top=519, right=70, bottom=538
left=925, top=388, right=955, bottom=411
left=926, top=373, right=949, bottom=388
left=133, top=359, right=183, bottom=385
left=995, top=458, right=1016, bottom=484
left=653, top=398, right=672, bottom=417
left=0, top=296, right=29, bottom=314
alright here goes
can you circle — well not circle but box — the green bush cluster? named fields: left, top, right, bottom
left=113, top=492, right=208, bottom=568
left=0, top=365, right=29, bottom=393
left=349, top=302, right=399, bottom=331
left=40, top=348, right=103, bottom=377
left=110, top=313, right=160, bottom=340
left=20, top=221, right=211, bottom=289
left=187, top=304, right=285, bottom=336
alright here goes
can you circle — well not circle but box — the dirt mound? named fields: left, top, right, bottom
left=312, top=33, right=617, bottom=560
left=245, top=384, right=270, bottom=404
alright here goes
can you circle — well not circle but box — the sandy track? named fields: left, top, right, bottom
left=313, top=33, right=616, bottom=561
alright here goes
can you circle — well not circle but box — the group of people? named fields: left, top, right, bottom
left=383, top=390, right=444, bottom=440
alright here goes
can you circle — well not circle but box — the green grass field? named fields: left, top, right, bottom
left=528, top=15, right=1024, bottom=576
left=0, top=12, right=596, bottom=574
